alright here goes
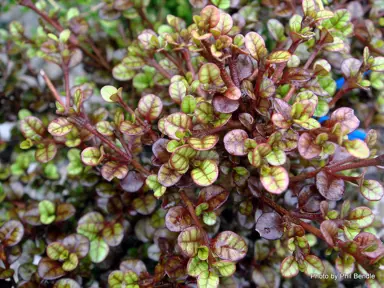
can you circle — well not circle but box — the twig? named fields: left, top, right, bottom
left=201, top=40, right=236, bottom=90
left=192, top=121, right=242, bottom=137
left=328, top=83, right=352, bottom=107
left=147, top=59, right=172, bottom=79
left=72, top=117, right=151, bottom=177
left=283, top=44, right=322, bottom=102
left=290, top=155, right=384, bottom=182
left=271, top=41, right=301, bottom=83
left=327, top=154, right=384, bottom=174
left=137, top=7, right=154, bottom=30
left=181, top=49, right=196, bottom=78
left=260, top=194, right=373, bottom=272
left=354, top=33, right=384, bottom=57
left=19, top=0, right=110, bottom=71
left=162, top=51, right=185, bottom=75
left=180, top=191, right=215, bottom=264
left=229, top=54, right=240, bottom=87
left=39, top=70, right=65, bottom=108
left=289, top=168, right=323, bottom=182
left=62, top=63, right=71, bottom=112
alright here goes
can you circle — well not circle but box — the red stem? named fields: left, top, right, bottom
left=328, top=84, right=352, bottom=107
left=62, top=63, right=71, bottom=113
left=39, top=70, right=65, bottom=108
left=179, top=191, right=215, bottom=264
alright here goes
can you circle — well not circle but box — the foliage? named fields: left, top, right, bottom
left=0, top=0, right=384, bottom=287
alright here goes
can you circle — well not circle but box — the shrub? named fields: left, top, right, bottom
left=1, top=0, right=384, bottom=287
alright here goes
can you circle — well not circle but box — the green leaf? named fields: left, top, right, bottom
left=77, top=212, right=105, bottom=240
left=197, top=270, right=219, bottom=288
left=62, top=253, right=78, bottom=271
left=181, top=95, right=197, bottom=114
left=335, top=254, right=355, bottom=275
left=20, top=138, right=33, bottom=149
left=302, top=255, right=324, bottom=276
left=198, top=63, right=223, bottom=86
left=163, top=112, right=192, bottom=140
left=101, top=161, right=128, bottom=181
left=89, top=237, right=109, bottom=263
left=39, top=200, right=56, bottom=225
left=132, top=194, right=157, bottom=215
left=191, top=160, right=219, bottom=187
left=18, top=109, right=32, bottom=120
left=0, top=220, right=24, bottom=247
left=212, top=260, right=236, bottom=277
left=146, top=175, right=167, bottom=198
left=59, top=29, right=71, bottom=43
left=371, top=56, right=384, bottom=72
left=267, top=19, right=286, bottom=41
left=203, top=211, right=217, bottom=226
left=360, top=180, right=383, bottom=201
left=280, top=256, right=299, bottom=278
left=188, top=135, right=219, bottom=151
left=138, top=94, right=163, bottom=121
left=212, top=231, right=247, bottom=261
left=177, top=226, right=202, bottom=257
left=267, top=51, right=291, bottom=64
left=54, top=278, right=81, bottom=288
left=35, top=142, right=57, bottom=163
left=195, top=101, right=215, bottom=124
left=108, top=270, right=139, bottom=288
left=96, top=121, right=114, bottom=136
left=20, top=116, right=45, bottom=141
left=158, top=163, right=183, bottom=187
left=100, top=85, right=118, bottom=102
left=245, top=32, right=267, bottom=61
left=200, top=5, right=220, bottom=28
left=265, top=148, right=286, bottom=166
left=169, top=81, right=187, bottom=104
left=198, top=246, right=209, bottom=261
left=81, top=147, right=103, bottom=166
left=344, top=139, right=370, bottom=159
left=170, top=145, right=197, bottom=171
left=62, top=234, right=89, bottom=259
left=47, top=242, right=69, bottom=261
left=347, top=207, right=374, bottom=228
left=120, top=121, right=145, bottom=135
left=211, top=0, right=230, bottom=9
left=248, top=148, right=262, bottom=168
left=302, top=0, right=316, bottom=18
left=48, top=118, right=74, bottom=136
left=38, top=257, right=65, bottom=280
left=260, top=166, right=289, bottom=194
left=122, top=55, right=145, bottom=68
left=102, top=222, right=124, bottom=247
left=187, top=257, right=209, bottom=277
left=260, top=77, right=276, bottom=98
left=112, top=64, right=135, bottom=81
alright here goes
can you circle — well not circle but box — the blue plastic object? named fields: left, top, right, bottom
left=347, top=130, right=367, bottom=141
left=336, top=77, right=345, bottom=90
left=318, top=115, right=330, bottom=124
left=335, top=71, right=371, bottom=90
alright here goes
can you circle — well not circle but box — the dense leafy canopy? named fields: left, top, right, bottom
left=0, top=0, right=384, bottom=287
